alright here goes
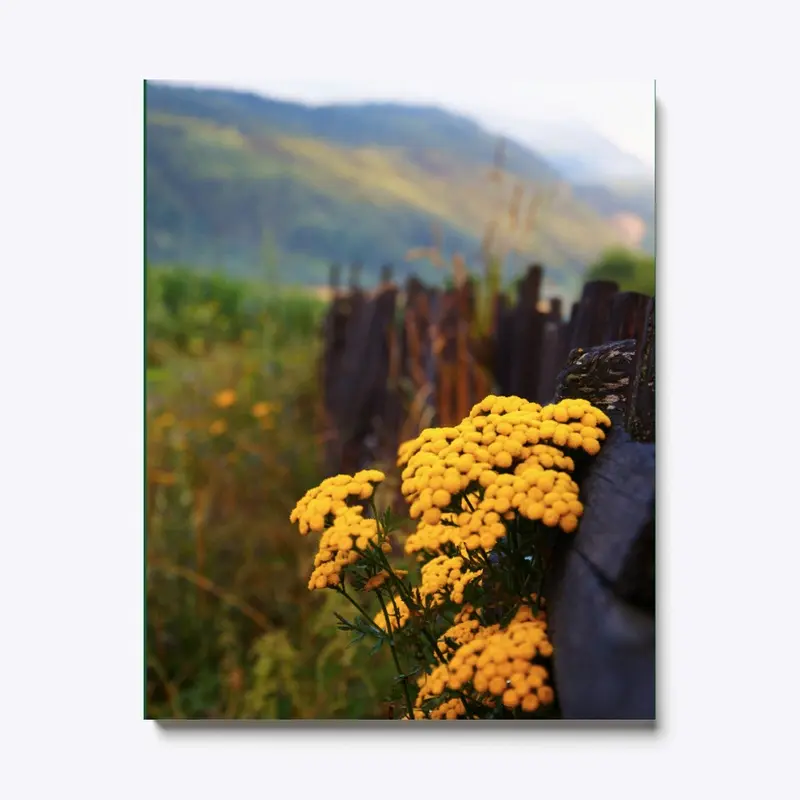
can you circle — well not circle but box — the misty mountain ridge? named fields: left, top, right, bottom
left=492, top=116, right=653, bottom=183
left=145, top=82, right=654, bottom=291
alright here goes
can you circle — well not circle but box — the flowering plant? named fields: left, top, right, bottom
left=289, top=394, right=611, bottom=719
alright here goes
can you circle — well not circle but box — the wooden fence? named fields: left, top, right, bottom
left=320, top=262, right=654, bottom=477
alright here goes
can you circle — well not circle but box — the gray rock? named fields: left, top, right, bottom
left=545, top=426, right=656, bottom=720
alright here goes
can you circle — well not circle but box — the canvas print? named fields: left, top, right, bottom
left=145, top=78, right=655, bottom=721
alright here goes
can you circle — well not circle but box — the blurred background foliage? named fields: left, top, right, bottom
left=146, top=266, right=395, bottom=719
left=585, top=246, right=655, bottom=296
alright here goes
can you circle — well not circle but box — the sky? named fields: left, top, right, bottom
left=189, top=78, right=655, bottom=169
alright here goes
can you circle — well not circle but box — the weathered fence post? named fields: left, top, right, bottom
left=510, top=264, right=545, bottom=401
left=626, top=298, right=655, bottom=443
left=319, top=262, right=654, bottom=478
left=329, top=262, right=341, bottom=296
left=606, top=291, right=651, bottom=343
left=536, top=297, right=566, bottom=403
left=569, top=280, right=619, bottom=352
left=492, top=293, right=513, bottom=396
left=348, top=261, right=362, bottom=289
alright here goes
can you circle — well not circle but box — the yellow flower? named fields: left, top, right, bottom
left=213, top=389, right=237, bottom=408
left=251, top=401, right=275, bottom=418
left=537, top=686, right=555, bottom=704
left=209, top=419, right=227, bottom=436
left=560, top=513, right=579, bottom=533
left=521, top=694, right=540, bottom=713
left=582, top=438, right=601, bottom=456
left=374, top=595, right=411, bottom=632
left=363, top=571, right=390, bottom=591
left=422, top=507, right=442, bottom=525
left=150, top=469, right=177, bottom=486
left=502, top=689, right=520, bottom=709
left=431, top=488, right=452, bottom=508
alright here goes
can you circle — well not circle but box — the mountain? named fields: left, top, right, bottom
left=145, top=82, right=651, bottom=290
left=568, top=179, right=654, bottom=253
left=481, top=114, right=654, bottom=249
left=503, top=118, right=653, bottom=183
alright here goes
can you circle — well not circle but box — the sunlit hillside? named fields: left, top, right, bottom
left=145, top=82, right=647, bottom=290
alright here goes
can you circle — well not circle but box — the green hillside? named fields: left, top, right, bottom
left=145, top=82, right=647, bottom=290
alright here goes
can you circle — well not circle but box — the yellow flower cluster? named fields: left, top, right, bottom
left=478, top=467, right=583, bottom=532
left=373, top=595, right=411, bottom=632
left=307, top=506, right=379, bottom=591
left=290, top=470, right=385, bottom=535
left=414, top=605, right=555, bottom=717
left=423, top=697, right=468, bottom=720
left=398, top=396, right=611, bottom=554
left=213, top=389, right=237, bottom=409
left=438, top=615, right=481, bottom=655
left=404, top=495, right=509, bottom=555
left=419, top=556, right=482, bottom=606
left=289, top=470, right=387, bottom=591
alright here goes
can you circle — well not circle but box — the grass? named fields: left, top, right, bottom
left=145, top=265, right=395, bottom=719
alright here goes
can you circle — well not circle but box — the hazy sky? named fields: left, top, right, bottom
left=190, top=78, right=655, bottom=167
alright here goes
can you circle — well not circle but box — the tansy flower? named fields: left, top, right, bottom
left=373, top=595, right=411, bottom=632
left=363, top=571, right=391, bottom=591
left=290, top=471, right=386, bottom=532
left=306, top=506, right=381, bottom=590
left=213, top=389, right=237, bottom=408
left=209, top=419, right=227, bottom=436
left=414, top=606, right=554, bottom=719
left=251, top=401, right=274, bottom=418
left=150, top=469, right=177, bottom=486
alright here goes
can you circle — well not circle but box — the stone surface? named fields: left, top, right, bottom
left=545, top=426, right=656, bottom=720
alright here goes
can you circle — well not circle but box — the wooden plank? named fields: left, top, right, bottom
left=606, top=291, right=652, bottom=342
left=510, top=264, right=544, bottom=401
left=455, top=281, right=472, bottom=420
left=536, top=298, right=566, bottom=404
left=329, top=262, right=341, bottom=295
left=626, top=297, right=656, bottom=443
left=492, top=294, right=513, bottom=396
left=334, top=285, right=399, bottom=473
left=568, top=280, right=620, bottom=352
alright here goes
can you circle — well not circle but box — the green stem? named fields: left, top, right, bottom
left=337, top=586, right=382, bottom=635
left=421, top=628, right=448, bottom=664
left=377, top=592, right=415, bottom=717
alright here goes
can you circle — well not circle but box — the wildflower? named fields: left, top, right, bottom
left=418, top=556, right=482, bottom=607
left=373, top=595, right=411, bottom=632
left=521, top=694, right=540, bottom=713
left=439, top=616, right=482, bottom=655
left=209, top=419, right=227, bottom=436
left=537, top=686, right=555, bottom=704
left=582, top=438, right=601, bottom=456
left=150, top=469, right=177, bottom=486
left=363, top=571, right=391, bottom=591
left=502, top=689, right=520, bottom=709
left=251, top=401, right=274, bottom=419
left=306, top=506, right=381, bottom=591
left=213, top=389, right=237, bottom=408
left=413, top=605, right=554, bottom=719
left=290, top=470, right=386, bottom=532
